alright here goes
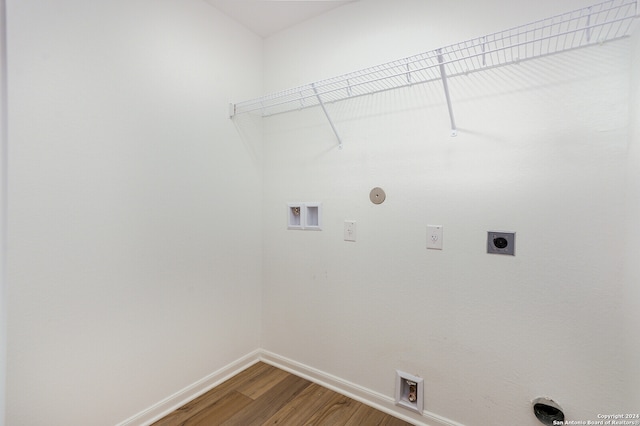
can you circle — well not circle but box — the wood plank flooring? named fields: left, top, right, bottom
left=152, top=362, right=412, bottom=426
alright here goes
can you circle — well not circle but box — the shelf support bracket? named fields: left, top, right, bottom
left=437, top=49, right=458, bottom=137
left=312, top=83, right=343, bottom=149
left=586, top=7, right=593, bottom=42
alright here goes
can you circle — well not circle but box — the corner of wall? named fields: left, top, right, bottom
left=116, top=350, right=262, bottom=426
left=0, top=0, right=7, bottom=423
left=623, top=25, right=640, bottom=408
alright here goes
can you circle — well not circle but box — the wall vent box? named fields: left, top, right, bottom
left=287, top=203, right=322, bottom=230
left=395, top=370, right=424, bottom=414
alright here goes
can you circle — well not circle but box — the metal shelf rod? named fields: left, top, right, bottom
left=437, top=49, right=457, bottom=137
left=312, top=83, right=343, bottom=149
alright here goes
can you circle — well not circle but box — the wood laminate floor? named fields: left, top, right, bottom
left=152, top=362, right=413, bottom=426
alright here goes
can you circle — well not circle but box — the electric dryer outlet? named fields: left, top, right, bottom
left=487, top=231, right=515, bottom=255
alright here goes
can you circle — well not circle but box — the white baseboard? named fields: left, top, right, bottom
left=116, top=348, right=464, bottom=426
left=259, top=350, right=465, bottom=426
left=115, top=349, right=261, bottom=426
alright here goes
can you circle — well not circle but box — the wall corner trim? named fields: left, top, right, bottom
left=115, top=349, right=262, bottom=426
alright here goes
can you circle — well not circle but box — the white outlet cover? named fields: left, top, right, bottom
left=427, top=225, right=443, bottom=250
left=344, top=220, right=356, bottom=242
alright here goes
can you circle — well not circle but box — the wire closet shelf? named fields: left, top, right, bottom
left=229, top=0, right=638, bottom=128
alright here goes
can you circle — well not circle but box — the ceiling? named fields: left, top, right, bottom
left=205, top=0, right=358, bottom=38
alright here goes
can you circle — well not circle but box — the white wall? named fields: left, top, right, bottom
left=5, top=1, right=638, bottom=425
left=0, top=0, right=7, bottom=424
left=624, top=27, right=640, bottom=407
left=261, top=1, right=635, bottom=425
left=6, top=1, right=263, bottom=425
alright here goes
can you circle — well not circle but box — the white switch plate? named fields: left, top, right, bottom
left=427, top=225, right=443, bottom=250
left=344, top=220, right=356, bottom=242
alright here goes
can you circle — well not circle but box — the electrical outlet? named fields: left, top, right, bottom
left=427, top=225, right=443, bottom=250
left=344, top=220, right=356, bottom=242
left=487, top=231, right=515, bottom=255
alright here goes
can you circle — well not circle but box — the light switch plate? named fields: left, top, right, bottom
left=427, top=225, right=443, bottom=250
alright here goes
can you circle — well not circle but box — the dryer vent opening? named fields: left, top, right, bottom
left=532, top=397, right=565, bottom=425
